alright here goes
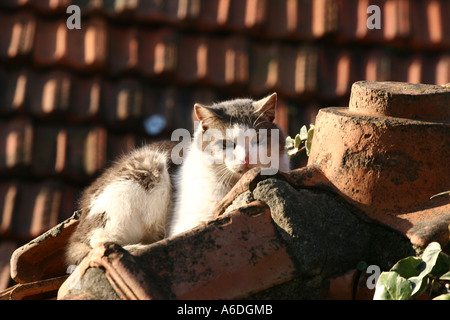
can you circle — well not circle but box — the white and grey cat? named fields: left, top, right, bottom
left=65, top=93, right=290, bottom=265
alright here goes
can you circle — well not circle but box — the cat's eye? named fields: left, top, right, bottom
left=222, top=140, right=235, bottom=149
left=251, top=133, right=265, bottom=145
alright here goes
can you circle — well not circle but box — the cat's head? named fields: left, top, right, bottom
left=193, top=93, right=289, bottom=183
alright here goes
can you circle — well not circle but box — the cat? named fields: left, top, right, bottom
left=65, top=93, right=290, bottom=266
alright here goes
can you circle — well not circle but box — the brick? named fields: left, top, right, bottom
left=33, top=19, right=67, bottom=67
left=0, top=68, right=28, bottom=115
left=106, top=132, right=136, bottom=161
left=249, top=43, right=280, bottom=95
left=64, top=126, right=107, bottom=179
left=65, top=17, right=108, bottom=71
left=208, top=36, right=249, bottom=87
left=30, top=0, right=71, bottom=14
left=319, top=48, right=357, bottom=98
left=177, top=35, right=209, bottom=84
left=434, top=54, right=450, bottom=85
left=32, top=125, right=107, bottom=180
left=278, top=44, right=320, bottom=97
left=312, top=0, right=339, bottom=37
left=0, top=242, right=18, bottom=291
left=0, top=12, right=35, bottom=60
left=0, top=182, right=19, bottom=237
left=1, top=180, right=72, bottom=240
left=68, top=75, right=102, bottom=122
left=265, top=0, right=315, bottom=39
left=137, top=28, right=178, bottom=78
left=383, top=0, right=411, bottom=42
left=0, top=118, right=33, bottom=172
left=108, top=26, right=139, bottom=75
left=363, top=49, right=392, bottom=81
left=134, top=0, right=169, bottom=23
left=101, top=78, right=143, bottom=127
left=226, top=0, right=267, bottom=30
left=411, top=0, right=450, bottom=48
left=28, top=70, right=72, bottom=118
left=33, top=17, right=107, bottom=71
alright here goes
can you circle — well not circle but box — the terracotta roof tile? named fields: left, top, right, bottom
left=0, top=11, right=35, bottom=60
left=0, top=180, right=76, bottom=240
left=0, top=241, right=18, bottom=291
left=0, top=118, right=33, bottom=173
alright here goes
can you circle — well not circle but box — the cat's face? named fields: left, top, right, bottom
left=193, top=93, right=288, bottom=183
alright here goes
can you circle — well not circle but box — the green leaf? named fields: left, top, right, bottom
left=305, top=125, right=314, bottom=156
left=285, top=136, right=294, bottom=149
left=373, top=271, right=412, bottom=300
left=294, top=134, right=302, bottom=149
left=299, top=125, right=308, bottom=141
left=409, top=242, right=443, bottom=297
left=433, top=293, right=450, bottom=300
left=439, top=270, right=450, bottom=280
left=390, top=256, right=422, bottom=279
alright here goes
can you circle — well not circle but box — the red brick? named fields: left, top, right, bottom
left=0, top=12, right=35, bottom=60
left=411, top=0, right=450, bottom=48
left=107, top=132, right=136, bottom=161
left=28, top=70, right=72, bottom=118
left=33, top=17, right=107, bottom=71
left=177, top=35, right=210, bottom=84
left=383, top=0, right=411, bottom=42
left=0, top=68, right=28, bottom=115
left=226, top=0, right=267, bottom=30
left=33, top=19, right=66, bottom=67
left=64, top=126, right=107, bottom=179
left=134, top=0, right=169, bottom=23
left=278, top=44, right=320, bottom=97
left=319, top=48, right=358, bottom=99
left=1, top=180, right=74, bottom=240
left=249, top=43, right=280, bottom=95
left=312, top=0, right=339, bottom=37
left=0, top=241, right=18, bottom=291
left=207, top=36, right=249, bottom=87
left=137, top=28, right=178, bottom=78
left=108, top=26, right=139, bottom=75
left=0, top=118, right=33, bottom=172
left=0, top=182, right=19, bottom=237
left=65, top=18, right=108, bottom=71
left=68, top=75, right=102, bottom=122
left=101, top=78, right=144, bottom=127
left=266, top=0, right=315, bottom=39
left=30, top=0, right=71, bottom=14
left=363, top=49, right=392, bottom=81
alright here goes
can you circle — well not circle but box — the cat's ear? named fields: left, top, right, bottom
left=253, top=92, right=277, bottom=122
left=194, top=104, right=220, bottom=131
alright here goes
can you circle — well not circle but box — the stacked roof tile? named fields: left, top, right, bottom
left=1, top=0, right=450, bottom=291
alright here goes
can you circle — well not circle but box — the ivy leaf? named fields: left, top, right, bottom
left=294, top=134, right=302, bottom=149
left=373, top=271, right=412, bottom=300
left=440, top=270, right=450, bottom=280
left=433, top=293, right=450, bottom=300
left=299, top=125, right=308, bottom=141
left=305, top=125, right=314, bottom=156
left=390, top=256, right=422, bottom=279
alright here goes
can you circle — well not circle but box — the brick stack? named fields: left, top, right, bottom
left=1, top=0, right=450, bottom=291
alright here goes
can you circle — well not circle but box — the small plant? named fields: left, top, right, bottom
left=374, top=241, right=450, bottom=300
left=285, top=124, right=315, bottom=158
